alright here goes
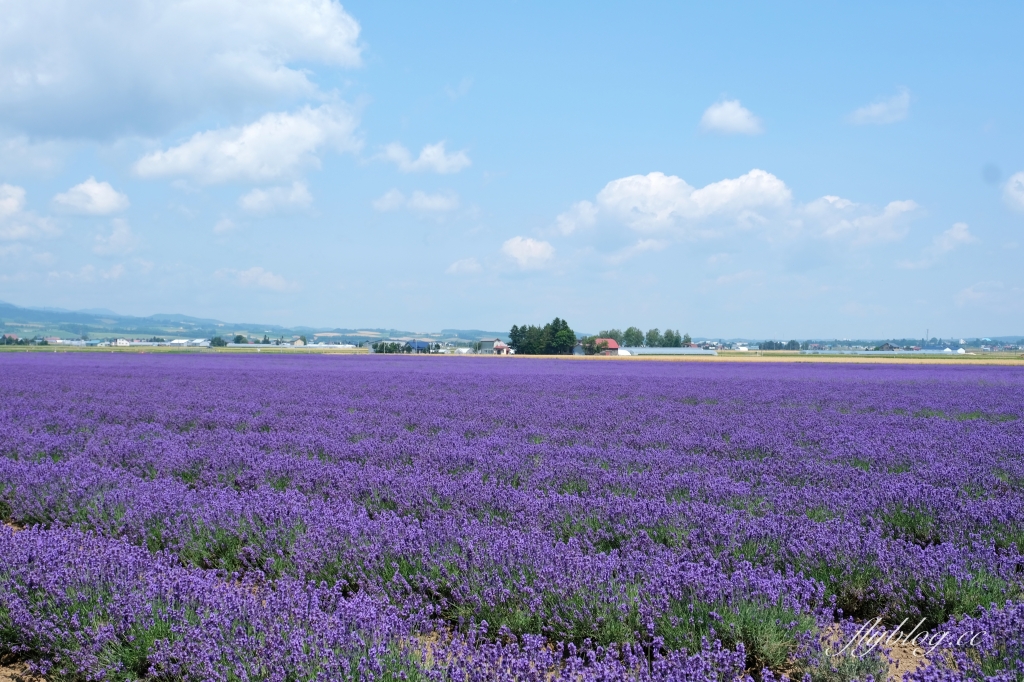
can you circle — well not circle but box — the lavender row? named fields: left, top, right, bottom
left=1, top=524, right=792, bottom=681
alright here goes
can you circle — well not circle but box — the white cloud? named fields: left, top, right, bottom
left=501, top=236, right=554, bottom=269
left=372, top=189, right=459, bottom=213
left=955, top=281, right=1023, bottom=313
left=47, top=264, right=125, bottom=282
left=213, top=218, right=237, bottom=233
left=52, top=177, right=129, bottom=215
left=445, top=77, right=473, bottom=100
left=216, top=266, right=298, bottom=292
left=700, top=100, right=763, bottom=135
left=1004, top=172, right=1024, bottom=211
left=0, top=136, right=65, bottom=173
left=805, top=195, right=919, bottom=244
left=93, top=219, right=140, bottom=255
left=0, top=184, right=58, bottom=241
left=134, top=104, right=359, bottom=184
left=446, top=257, right=482, bottom=274
left=932, top=222, right=976, bottom=253
left=848, top=88, right=910, bottom=125
left=408, top=191, right=459, bottom=212
left=383, top=142, right=471, bottom=174
left=898, top=222, right=976, bottom=269
left=239, top=182, right=312, bottom=213
left=0, top=0, right=362, bottom=138
left=554, top=200, right=598, bottom=235
left=0, top=184, right=25, bottom=219
left=372, top=189, right=406, bottom=212
left=558, top=170, right=918, bottom=260
left=596, top=170, right=791, bottom=233
left=607, top=239, right=668, bottom=265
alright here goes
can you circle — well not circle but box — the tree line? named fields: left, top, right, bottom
left=509, top=318, right=576, bottom=355
left=593, top=327, right=691, bottom=348
left=0, top=335, right=46, bottom=346
left=758, top=340, right=800, bottom=350
left=508, top=320, right=695, bottom=355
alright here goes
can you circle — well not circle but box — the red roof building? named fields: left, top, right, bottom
left=594, top=338, right=619, bottom=355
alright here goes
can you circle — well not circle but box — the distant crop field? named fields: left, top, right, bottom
left=1, top=354, right=1022, bottom=680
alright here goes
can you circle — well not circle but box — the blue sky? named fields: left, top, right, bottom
left=1, top=1, right=1022, bottom=338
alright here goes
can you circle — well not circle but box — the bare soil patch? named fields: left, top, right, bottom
left=0, top=656, right=44, bottom=682
left=884, top=640, right=930, bottom=681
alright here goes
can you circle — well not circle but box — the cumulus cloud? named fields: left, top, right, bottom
left=383, top=142, right=471, bottom=174
left=848, top=88, right=910, bottom=125
left=0, top=185, right=25, bottom=220
left=932, top=222, right=977, bottom=252
left=372, top=189, right=406, bottom=212
left=554, top=201, right=598, bottom=235
left=93, top=219, right=140, bottom=255
left=700, top=99, right=763, bottom=135
left=372, top=189, right=459, bottom=213
left=239, top=182, right=312, bottom=213
left=408, top=191, right=459, bottom=212
left=898, top=222, right=976, bottom=269
left=1005, top=172, right=1024, bottom=211
left=596, top=170, right=791, bottom=233
left=557, top=169, right=919, bottom=259
left=0, top=184, right=58, bottom=241
left=213, top=218, right=237, bottom=234
left=0, top=0, right=362, bottom=138
left=607, top=239, right=668, bottom=265
left=445, top=257, right=482, bottom=274
left=216, top=266, right=298, bottom=292
left=501, top=236, right=554, bottom=269
left=52, top=177, right=129, bottom=215
left=804, top=195, right=919, bottom=244
left=134, top=104, right=359, bottom=184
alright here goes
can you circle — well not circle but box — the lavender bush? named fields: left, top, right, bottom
left=0, top=353, right=1021, bottom=680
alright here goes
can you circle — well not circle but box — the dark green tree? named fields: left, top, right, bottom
left=662, top=329, right=682, bottom=347
left=597, top=329, right=624, bottom=344
left=233, top=334, right=246, bottom=344
left=509, top=318, right=576, bottom=355
left=682, top=333, right=692, bottom=346
left=645, top=328, right=663, bottom=347
left=210, top=336, right=228, bottom=347
left=546, top=317, right=576, bottom=354
left=623, top=327, right=644, bottom=347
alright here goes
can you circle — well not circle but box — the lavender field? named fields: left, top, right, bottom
left=1, top=354, right=1022, bottom=681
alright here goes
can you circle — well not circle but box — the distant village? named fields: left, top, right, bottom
left=7, top=334, right=1019, bottom=358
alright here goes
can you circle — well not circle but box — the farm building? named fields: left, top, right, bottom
left=405, top=340, right=432, bottom=354
left=477, top=339, right=511, bottom=355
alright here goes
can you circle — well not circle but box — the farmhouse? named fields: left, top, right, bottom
left=405, top=340, right=432, bottom=354
left=477, top=339, right=511, bottom=355
left=593, top=338, right=619, bottom=356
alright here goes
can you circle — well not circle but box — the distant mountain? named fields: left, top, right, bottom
left=147, top=313, right=232, bottom=327
left=75, top=308, right=122, bottom=316
left=0, top=301, right=508, bottom=344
